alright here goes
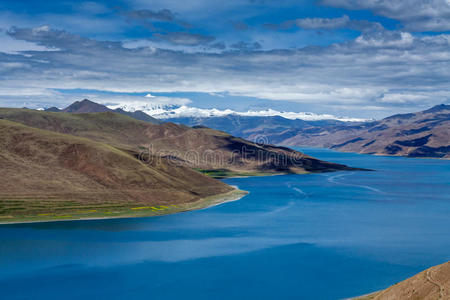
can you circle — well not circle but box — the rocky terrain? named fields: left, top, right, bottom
left=282, top=104, right=450, bottom=158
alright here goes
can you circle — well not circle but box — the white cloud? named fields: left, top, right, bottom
left=321, top=0, right=450, bottom=32
left=355, top=32, right=414, bottom=48
left=296, top=15, right=350, bottom=30
left=1, top=26, right=449, bottom=117
left=378, top=90, right=450, bottom=104
left=0, top=30, right=56, bottom=54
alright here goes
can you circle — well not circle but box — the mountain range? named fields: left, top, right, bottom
left=167, top=104, right=450, bottom=159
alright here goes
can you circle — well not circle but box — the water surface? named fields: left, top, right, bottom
left=1, top=148, right=449, bottom=299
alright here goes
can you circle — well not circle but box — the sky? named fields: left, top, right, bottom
left=0, top=0, right=449, bottom=119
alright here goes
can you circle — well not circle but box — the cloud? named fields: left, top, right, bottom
left=154, top=32, right=215, bottom=46
left=120, top=8, right=191, bottom=29
left=320, top=0, right=450, bottom=32
left=210, top=42, right=226, bottom=50
left=355, top=31, right=414, bottom=48
left=7, top=25, right=122, bottom=50
left=232, top=21, right=249, bottom=31
left=116, top=8, right=214, bottom=47
left=0, top=29, right=56, bottom=53
left=268, top=15, right=383, bottom=32
left=296, top=15, right=383, bottom=32
left=296, top=15, right=351, bottom=30
left=76, top=2, right=110, bottom=14
left=1, top=25, right=449, bottom=117
left=123, top=9, right=177, bottom=22
left=230, top=41, right=262, bottom=50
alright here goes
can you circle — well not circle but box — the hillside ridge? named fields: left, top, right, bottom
left=0, top=106, right=361, bottom=175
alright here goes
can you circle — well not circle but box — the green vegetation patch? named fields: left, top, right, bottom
left=0, top=189, right=248, bottom=224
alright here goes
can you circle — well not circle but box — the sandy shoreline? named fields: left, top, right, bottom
left=0, top=188, right=249, bottom=225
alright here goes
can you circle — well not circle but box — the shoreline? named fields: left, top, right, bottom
left=347, top=290, right=381, bottom=300
left=0, top=188, right=249, bottom=225
left=288, top=146, right=450, bottom=160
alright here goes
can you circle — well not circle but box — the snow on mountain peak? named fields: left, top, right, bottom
left=106, top=102, right=366, bottom=122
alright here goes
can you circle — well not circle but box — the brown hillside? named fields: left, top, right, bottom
left=356, top=261, right=450, bottom=300
left=283, top=105, right=450, bottom=158
left=0, top=119, right=232, bottom=219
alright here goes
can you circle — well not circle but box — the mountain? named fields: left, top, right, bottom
left=113, top=107, right=162, bottom=123
left=61, top=99, right=110, bottom=113
left=355, top=261, right=450, bottom=299
left=167, top=115, right=311, bottom=143
left=166, top=115, right=345, bottom=144
left=167, top=105, right=450, bottom=159
left=282, top=104, right=450, bottom=158
left=47, top=99, right=162, bottom=124
left=0, top=107, right=361, bottom=176
left=44, top=106, right=61, bottom=112
left=0, top=119, right=235, bottom=222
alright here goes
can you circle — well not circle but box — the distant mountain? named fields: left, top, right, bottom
left=168, top=105, right=450, bottom=159
left=61, top=99, right=110, bottom=113
left=46, top=99, right=162, bottom=124
left=113, top=107, right=162, bottom=123
left=282, top=104, right=450, bottom=158
left=116, top=102, right=366, bottom=122
left=166, top=115, right=345, bottom=144
left=355, top=261, right=450, bottom=299
left=44, top=106, right=61, bottom=112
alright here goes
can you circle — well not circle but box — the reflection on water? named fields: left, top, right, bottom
left=0, top=148, right=449, bottom=300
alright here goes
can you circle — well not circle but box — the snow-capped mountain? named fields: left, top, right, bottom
left=106, top=102, right=366, bottom=122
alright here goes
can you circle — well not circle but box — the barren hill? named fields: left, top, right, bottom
left=0, top=119, right=234, bottom=222
left=283, top=104, right=450, bottom=158
left=356, top=261, right=450, bottom=300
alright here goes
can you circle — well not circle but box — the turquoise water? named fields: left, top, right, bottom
left=1, top=148, right=449, bottom=299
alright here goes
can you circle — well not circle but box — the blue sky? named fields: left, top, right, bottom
left=0, top=0, right=449, bottom=119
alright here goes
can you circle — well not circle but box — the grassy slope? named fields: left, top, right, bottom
left=0, top=119, right=235, bottom=223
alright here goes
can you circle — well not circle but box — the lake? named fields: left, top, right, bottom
left=1, top=148, right=449, bottom=299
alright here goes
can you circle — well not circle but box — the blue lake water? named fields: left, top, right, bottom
left=1, top=148, right=449, bottom=299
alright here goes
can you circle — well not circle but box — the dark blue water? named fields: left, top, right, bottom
left=1, top=148, right=449, bottom=300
